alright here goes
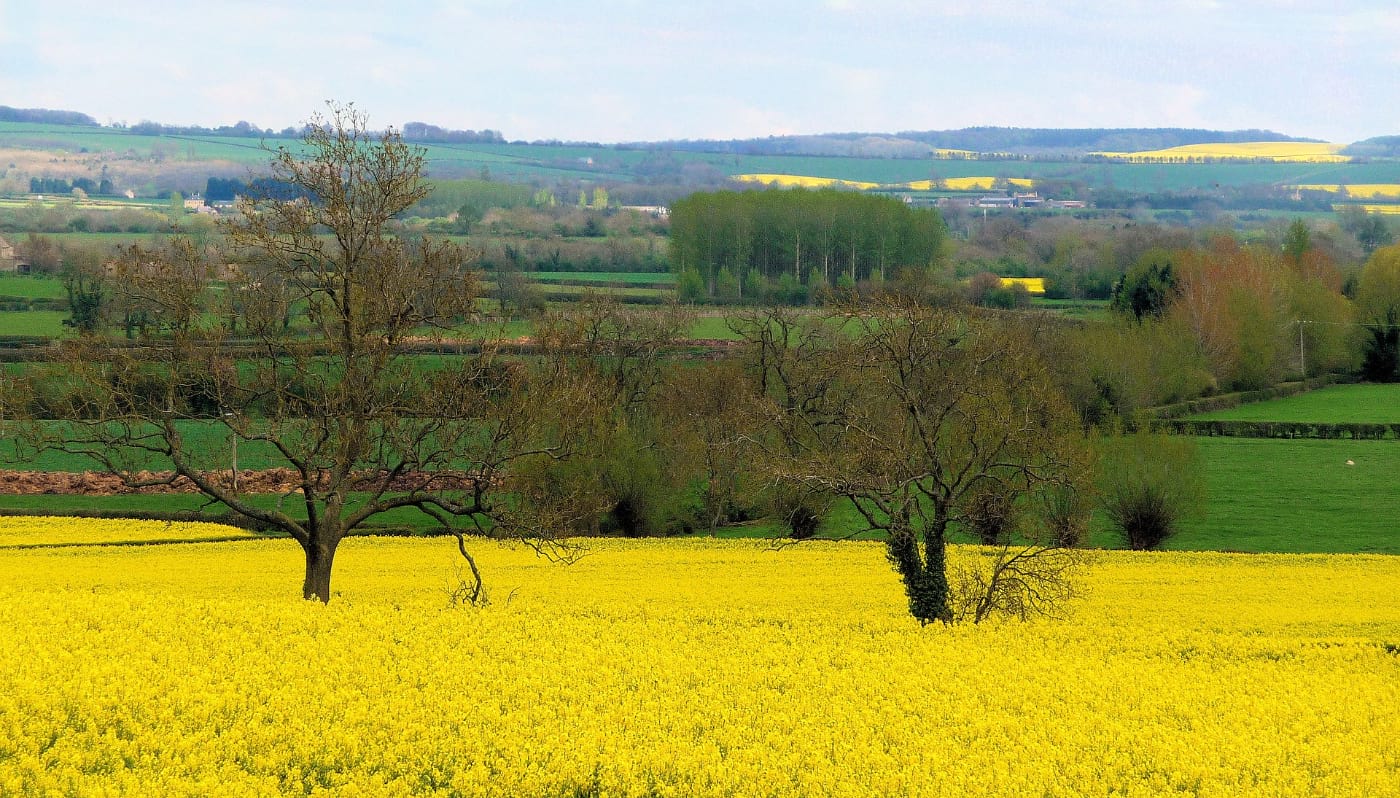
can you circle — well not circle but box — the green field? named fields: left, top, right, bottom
left=0, top=275, right=66, bottom=300
left=1192, top=383, right=1400, bottom=423
left=10, top=119, right=1400, bottom=193
left=5, top=432, right=1395, bottom=555
left=1163, top=437, right=1400, bottom=554
left=528, top=271, right=674, bottom=286
left=0, top=311, right=68, bottom=336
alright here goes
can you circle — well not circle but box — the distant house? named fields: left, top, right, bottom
left=620, top=205, right=670, bottom=219
left=184, top=193, right=206, bottom=210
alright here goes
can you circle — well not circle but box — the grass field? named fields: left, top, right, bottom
left=0, top=533, right=1396, bottom=796
left=4, top=431, right=1395, bottom=555
left=527, top=271, right=674, bottom=286
left=12, top=120, right=1400, bottom=194
left=0, top=274, right=66, bottom=300
left=0, top=310, right=68, bottom=336
left=1145, top=437, right=1400, bottom=554
left=1191, top=383, right=1400, bottom=423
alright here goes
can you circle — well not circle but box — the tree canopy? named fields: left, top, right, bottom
left=669, top=189, right=947, bottom=298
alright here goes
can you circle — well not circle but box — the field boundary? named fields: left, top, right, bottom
left=1156, top=418, right=1400, bottom=439
left=1145, top=373, right=1348, bottom=420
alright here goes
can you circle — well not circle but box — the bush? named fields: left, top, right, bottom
left=769, top=486, right=830, bottom=540
left=675, top=268, right=706, bottom=304
left=963, top=485, right=1017, bottom=545
left=1037, top=483, right=1095, bottom=548
left=1098, top=433, right=1203, bottom=550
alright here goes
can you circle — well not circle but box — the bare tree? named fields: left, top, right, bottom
left=30, top=104, right=595, bottom=602
left=741, top=298, right=1088, bottom=624
left=658, top=358, right=764, bottom=535
left=532, top=295, right=698, bottom=536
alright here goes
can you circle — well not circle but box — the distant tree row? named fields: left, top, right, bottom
left=0, top=106, right=98, bottom=126
left=669, top=189, right=946, bottom=295
left=128, top=120, right=286, bottom=138
left=203, top=177, right=245, bottom=202
left=29, top=177, right=113, bottom=195
left=401, top=122, right=504, bottom=143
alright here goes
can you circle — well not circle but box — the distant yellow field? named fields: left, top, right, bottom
left=1296, top=184, right=1400, bottom=199
left=1093, top=142, right=1349, bottom=163
left=731, top=174, right=1036, bottom=192
left=904, top=177, right=1036, bottom=191
left=1337, top=204, right=1400, bottom=215
left=731, top=174, right=880, bottom=190
left=1000, top=277, right=1046, bottom=295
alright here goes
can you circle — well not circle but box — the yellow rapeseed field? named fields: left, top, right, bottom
left=1295, top=184, right=1400, bottom=199
left=1334, top=204, right=1400, bottom=215
left=0, top=515, right=254, bottom=547
left=729, top=174, right=1039, bottom=192
left=731, top=174, right=880, bottom=190
left=1, top=520, right=1398, bottom=796
left=999, top=277, right=1046, bottom=295
left=903, top=177, right=1036, bottom=191
left=1093, top=142, right=1350, bottom=163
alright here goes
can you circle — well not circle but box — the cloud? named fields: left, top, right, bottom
left=0, top=1, right=1394, bottom=141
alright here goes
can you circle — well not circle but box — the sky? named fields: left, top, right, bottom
left=1, top=1, right=1398, bottom=144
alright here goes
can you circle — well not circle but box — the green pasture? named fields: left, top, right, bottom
left=0, top=311, right=68, bottom=337
left=1191, top=383, right=1400, bottom=424
left=1, top=421, right=284, bottom=473
left=0, top=275, right=66, bottom=300
left=576, top=433, right=1400, bottom=555
left=10, top=119, right=1400, bottom=195
left=1162, top=437, right=1400, bottom=555
left=1031, top=298, right=1111, bottom=321
left=3, top=433, right=1397, bottom=554
left=528, top=271, right=674, bottom=286
left=715, top=436, right=1400, bottom=556
left=534, top=284, right=670, bottom=300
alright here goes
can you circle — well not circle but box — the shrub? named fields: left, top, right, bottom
left=963, top=484, right=1018, bottom=545
left=1098, top=433, right=1203, bottom=550
left=769, top=486, right=830, bottom=540
left=1037, top=483, right=1095, bottom=548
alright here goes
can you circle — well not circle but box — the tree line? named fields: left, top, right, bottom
left=669, top=189, right=946, bottom=302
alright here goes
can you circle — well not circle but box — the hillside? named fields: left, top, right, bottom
left=652, top=127, right=1323, bottom=159
left=1, top=106, right=1398, bottom=206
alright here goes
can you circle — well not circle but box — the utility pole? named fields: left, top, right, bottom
left=1297, top=320, right=1307, bottom=378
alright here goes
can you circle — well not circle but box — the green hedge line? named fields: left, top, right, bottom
left=1156, top=419, right=1400, bottom=439
left=0, top=297, right=66, bottom=311
left=1148, top=374, right=1347, bottom=420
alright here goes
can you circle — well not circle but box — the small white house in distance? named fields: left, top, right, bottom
left=620, top=205, right=669, bottom=218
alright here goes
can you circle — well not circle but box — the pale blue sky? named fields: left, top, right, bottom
left=1, top=1, right=1397, bottom=143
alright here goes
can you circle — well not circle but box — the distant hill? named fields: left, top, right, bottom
left=0, top=105, right=98, bottom=126
left=647, top=128, right=1322, bottom=159
left=1342, top=136, right=1400, bottom=159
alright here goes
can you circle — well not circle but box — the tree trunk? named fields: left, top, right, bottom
left=302, top=536, right=341, bottom=603
left=884, top=510, right=951, bottom=625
